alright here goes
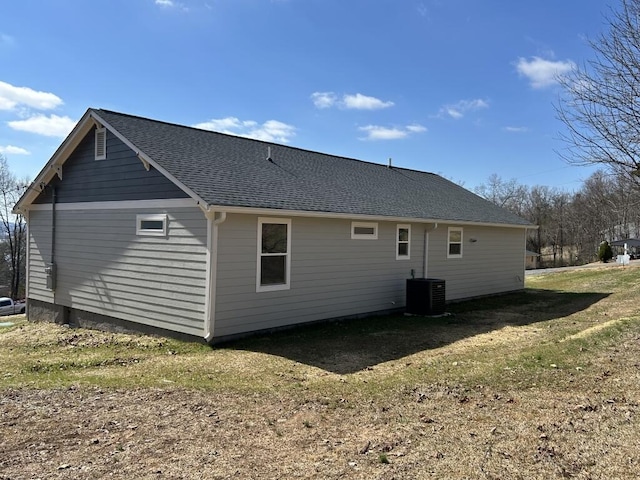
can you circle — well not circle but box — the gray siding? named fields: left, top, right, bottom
left=27, top=206, right=207, bottom=336
left=426, top=225, right=525, bottom=300
left=213, top=215, right=526, bottom=338
left=214, top=215, right=424, bottom=337
left=34, top=129, right=188, bottom=204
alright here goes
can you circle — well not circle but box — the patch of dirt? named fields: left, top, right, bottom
left=2, top=334, right=639, bottom=479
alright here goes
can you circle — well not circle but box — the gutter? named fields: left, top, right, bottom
left=203, top=210, right=227, bottom=342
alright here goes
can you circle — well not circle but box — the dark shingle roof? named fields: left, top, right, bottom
left=95, top=109, right=532, bottom=226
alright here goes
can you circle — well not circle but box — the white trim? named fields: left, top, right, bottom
left=29, top=198, right=197, bottom=211
left=396, top=224, right=411, bottom=260
left=256, top=217, right=291, bottom=293
left=194, top=204, right=533, bottom=230
left=447, top=226, right=463, bottom=259
left=351, top=221, right=378, bottom=240
left=25, top=210, right=30, bottom=303
left=136, top=214, right=168, bottom=236
left=204, top=211, right=227, bottom=342
left=95, top=127, right=107, bottom=160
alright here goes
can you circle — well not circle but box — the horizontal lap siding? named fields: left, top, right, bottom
left=34, top=129, right=188, bottom=204
left=214, top=215, right=424, bottom=337
left=28, top=207, right=207, bottom=336
left=427, top=225, right=525, bottom=300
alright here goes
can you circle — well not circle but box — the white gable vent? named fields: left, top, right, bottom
left=95, top=127, right=107, bottom=160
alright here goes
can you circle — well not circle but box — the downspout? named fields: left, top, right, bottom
left=423, top=223, right=438, bottom=279
left=203, top=210, right=227, bottom=342
left=47, top=187, right=57, bottom=292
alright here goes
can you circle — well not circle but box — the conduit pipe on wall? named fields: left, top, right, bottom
left=204, top=210, right=227, bottom=342
left=423, top=223, right=438, bottom=279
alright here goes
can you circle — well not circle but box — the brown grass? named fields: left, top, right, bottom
left=1, top=265, right=640, bottom=479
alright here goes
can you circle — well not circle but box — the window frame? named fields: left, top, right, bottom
left=95, top=127, right=107, bottom=161
left=351, top=221, right=378, bottom=240
left=396, top=224, right=411, bottom=260
left=447, top=226, right=463, bottom=258
left=256, top=217, right=291, bottom=293
left=136, top=214, right=168, bottom=236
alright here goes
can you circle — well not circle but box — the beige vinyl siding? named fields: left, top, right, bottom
left=214, top=214, right=424, bottom=337
left=426, top=225, right=525, bottom=300
left=27, top=206, right=207, bottom=336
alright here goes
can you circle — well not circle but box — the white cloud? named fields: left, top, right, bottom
left=406, top=124, right=427, bottom=133
left=358, top=124, right=427, bottom=141
left=311, top=91, right=394, bottom=110
left=0, top=81, right=63, bottom=111
left=310, top=92, right=337, bottom=109
left=155, top=0, right=174, bottom=6
left=342, top=93, right=394, bottom=110
left=504, top=126, right=529, bottom=133
left=0, top=145, right=30, bottom=155
left=194, top=116, right=296, bottom=143
left=8, top=114, right=75, bottom=137
left=438, top=98, right=489, bottom=119
left=0, top=34, right=15, bottom=46
left=516, top=56, right=575, bottom=89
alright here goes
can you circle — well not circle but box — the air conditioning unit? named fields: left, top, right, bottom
left=406, top=278, right=446, bottom=316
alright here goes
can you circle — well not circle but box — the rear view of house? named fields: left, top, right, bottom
left=14, top=109, right=533, bottom=342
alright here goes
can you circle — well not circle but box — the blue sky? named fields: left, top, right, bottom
left=0, top=0, right=615, bottom=191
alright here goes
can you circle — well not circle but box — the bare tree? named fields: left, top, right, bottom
left=557, top=0, right=640, bottom=180
left=474, top=174, right=528, bottom=216
left=0, top=155, right=28, bottom=299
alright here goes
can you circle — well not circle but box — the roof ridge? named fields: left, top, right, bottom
left=95, top=108, right=438, bottom=176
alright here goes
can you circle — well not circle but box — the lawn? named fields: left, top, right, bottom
left=1, top=266, right=639, bottom=479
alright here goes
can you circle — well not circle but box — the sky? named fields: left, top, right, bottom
left=0, top=0, right=619, bottom=192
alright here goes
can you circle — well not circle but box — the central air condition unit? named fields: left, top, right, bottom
left=406, top=278, right=446, bottom=316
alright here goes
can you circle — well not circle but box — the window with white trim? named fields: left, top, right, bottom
left=351, top=221, right=378, bottom=240
left=257, top=217, right=291, bottom=292
left=95, top=127, right=107, bottom=160
left=448, top=227, right=463, bottom=258
left=136, top=214, right=168, bottom=236
left=396, top=224, right=411, bottom=260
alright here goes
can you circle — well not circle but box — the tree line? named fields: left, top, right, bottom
left=475, top=171, right=640, bottom=267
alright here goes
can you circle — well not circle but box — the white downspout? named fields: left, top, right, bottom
left=203, top=210, right=227, bottom=342
left=423, top=223, right=438, bottom=279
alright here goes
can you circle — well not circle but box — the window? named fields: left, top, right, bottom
left=396, top=224, right=411, bottom=260
left=351, top=221, right=378, bottom=240
left=448, top=227, right=463, bottom=258
left=136, top=214, right=168, bottom=236
left=95, top=127, right=107, bottom=160
left=257, top=217, right=291, bottom=292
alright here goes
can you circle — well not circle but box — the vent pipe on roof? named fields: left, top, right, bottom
left=388, top=157, right=392, bottom=168
left=267, top=146, right=273, bottom=162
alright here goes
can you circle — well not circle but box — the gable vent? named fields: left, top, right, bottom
left=95, top=127, right=107, bottom=160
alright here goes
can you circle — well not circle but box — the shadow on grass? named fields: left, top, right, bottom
left=228, top=289, right=610, bottom=374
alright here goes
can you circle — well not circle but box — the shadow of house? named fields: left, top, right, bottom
left=228, top=289, right=610, bottom=375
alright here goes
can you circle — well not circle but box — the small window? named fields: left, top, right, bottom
left=351, top=221, right=378, bottom=240
left=257, top=217, right=291, bottom=292
left=448, top=227, right=463, bottom=258
left=136, top=214, right=168, bottom=236
left=397, top=224, right=411, bottom=260
left=0, top=299, right=11, bottom=307
left=95, top=127, right=107, bottom=160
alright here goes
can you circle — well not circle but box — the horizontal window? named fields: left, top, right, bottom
left=136, top=214, right=168, bottom=236
left=351, top=221, right=378, bottom=240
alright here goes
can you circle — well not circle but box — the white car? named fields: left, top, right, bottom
left=0, top=297, right=26, bottom=316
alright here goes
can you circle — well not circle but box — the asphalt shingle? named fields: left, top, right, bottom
left=95, top=109, right=532, bottom=227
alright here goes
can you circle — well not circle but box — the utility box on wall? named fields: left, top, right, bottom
left=406, top=278, right=446, bottom=316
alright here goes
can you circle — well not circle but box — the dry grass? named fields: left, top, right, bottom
left=1, top=264, right=640, bottom=479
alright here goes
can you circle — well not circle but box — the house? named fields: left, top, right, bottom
left=525, top=250, right=540, bottom=270
left=14, top=108, right=534, bottom=342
